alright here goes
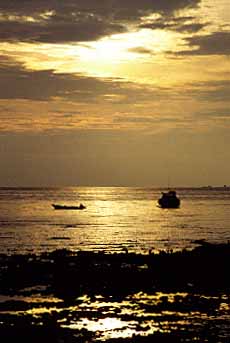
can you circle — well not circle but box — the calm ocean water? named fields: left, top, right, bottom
left=1, top=187, right=230, bottom=255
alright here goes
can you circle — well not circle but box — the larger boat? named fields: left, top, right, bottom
left=158, top=190, right=180, bottom=208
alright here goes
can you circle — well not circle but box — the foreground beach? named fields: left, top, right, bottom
left=1, top=242, right=230, bottom=342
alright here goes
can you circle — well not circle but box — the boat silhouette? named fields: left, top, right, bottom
left=158, top=190, right=180, bottom=208
left=52, top=203, right=86, bottom=210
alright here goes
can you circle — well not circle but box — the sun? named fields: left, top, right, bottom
left=69, top=29, right=175, bottom=78
left=78, top=29, right=174, bottom=63
left=77, top=32, right=144, bottom=65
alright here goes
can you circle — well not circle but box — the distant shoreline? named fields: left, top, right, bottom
left=0, top=185, right=230, bottom=190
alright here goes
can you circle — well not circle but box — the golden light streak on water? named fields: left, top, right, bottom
left=1, top=290, right=230, bottom=340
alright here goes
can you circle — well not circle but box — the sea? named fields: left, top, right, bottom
left=1, top=187, right=230, bottom=342
left=1, top=186, right=230, bottom=255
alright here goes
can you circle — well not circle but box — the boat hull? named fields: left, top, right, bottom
left=158, top=191, right=180, bottom=208
left=52, top=204, right=86, bottom=210
left=158, top=199, right=180, bottom=208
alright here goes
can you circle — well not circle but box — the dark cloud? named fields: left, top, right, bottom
left=0, top=0, right=201, bottom=43
left=0, top=55, right=104, bottom=101
left=0, top=55, right=165, bottom=103
left=114, top=115, right=156, bottom=123
left=140, top=15, right=206, bottom=33
left=113, top=115, right=183, bottom=124
left=107, top=0, right=201, bottom=21
left=181, top=80, right=230, bottom=102
left=128, top=47, right=153, bottom=55
left=178, top=31, right=230, bottom=55
left=0, top=0, right=201, bottom=15
left=0, top=16, right=125, bottom=43
left=1, top=54, right=228, bottom=107
left=114, top=115, right=187, bottom=125
left=177, top=23, right=205, bottom=33
left=0, top=56, right=230, bottom=106
left=198, top=108, right=230, bottom=119
left=198, top=81, right=230, bottom=101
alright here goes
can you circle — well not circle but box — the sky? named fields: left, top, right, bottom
left=0, top=0, right=229, bottom=187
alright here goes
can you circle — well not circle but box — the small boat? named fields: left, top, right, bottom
left=52, top=203, right=86, bottom=210
left=158, top=190, right=180, bottom=208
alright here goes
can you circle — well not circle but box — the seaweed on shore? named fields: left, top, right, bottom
left=1, top=241, right=230, bottom=343
left=0, top=242, right=230, bottom=298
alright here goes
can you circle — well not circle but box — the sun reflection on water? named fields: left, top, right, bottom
left=2, top=291, right=229, bottom=340
left=64, top=317, right=137, bottom=340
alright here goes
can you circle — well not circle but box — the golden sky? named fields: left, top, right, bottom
left=0, top=0, right=229, bottom=186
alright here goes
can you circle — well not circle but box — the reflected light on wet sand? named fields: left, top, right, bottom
left=64, top=317, right=137, bottom=339
left=1, top=290, right=230, bottom=340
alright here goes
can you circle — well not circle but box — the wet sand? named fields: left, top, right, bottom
left=1, top=242, right=230, bottom=342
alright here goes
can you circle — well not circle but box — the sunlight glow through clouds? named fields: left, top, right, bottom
left=0, top=28, right=179, bottom=82
left=0, top=1, right=229, bottom=118
left=1, top=1, right=228, bottom=88
left=68, top=29, right=175, bottom=78
left=0, top=0, right=230, bottom=186
left=1, top=38, right=186, bottom=91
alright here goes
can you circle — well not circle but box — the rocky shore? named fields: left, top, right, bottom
left=1, top=242, right=230, bottom=342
